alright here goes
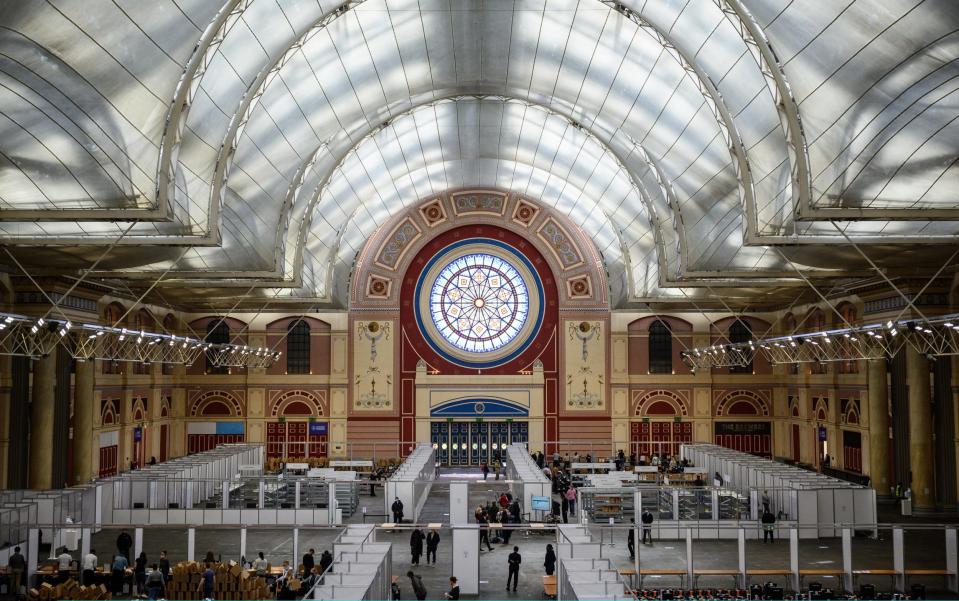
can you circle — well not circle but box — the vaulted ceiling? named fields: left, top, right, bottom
left=1, top=0, right=957, bottom=309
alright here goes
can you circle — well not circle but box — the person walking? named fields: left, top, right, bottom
left=495, top=460, right=501, bottom=480
left=762, top=509, right=776, bottom=543
left=391, top=497, right=405, bottom=523
left=111, top=552, right=129, bottom=595
left=544, top=544, right=556, bottom=576
left=481, top=461, right=490, bottom=480
left=426, top=529, right=440, bottom=565
left=82, top=548, right=98, bottom=586
left=8, top=546, right=25, bottom=598
left=116, top=529, right=133, bottom=562
left=302, top=548, right=315, bottom=578
left=197, top=562, right=215, bottom=600
left=762, top=490, right=771, bottom=514
left=627, top=518, right=635, bottom=559
left=478, top=516, right=494, bottom=551
left=145, top=564, right=166, bottom=600
left=410, top=528, right=425, bottom=566
left=560, top=493, right=569, bottom=524
left=641, top=508, right=654, bottom=544
left=407, top=570, right=427, bottom=601
left=506, top=546, right=521, bottom=592
left=445, top=576, right=460, bottom=600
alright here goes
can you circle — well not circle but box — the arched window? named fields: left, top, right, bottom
left=286, top=319, right=311, bottom=374
left=729, top=319, right=753, bottom=374
left=648, top=320, right=672, bottom=374
left=205, top=320, right=230, bottom=374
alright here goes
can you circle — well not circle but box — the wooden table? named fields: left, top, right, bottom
left=617, top=568, right=637, bottom=589
left=692, top=568, right=740, bottom=588
left=638, top=568, right=686, bottom=589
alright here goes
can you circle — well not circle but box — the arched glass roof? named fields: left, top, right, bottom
left=0, top=0, right=957, bottom=308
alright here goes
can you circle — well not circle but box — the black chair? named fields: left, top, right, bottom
left=133, top=502, right=144, bottom=509
left=168, top=502, right=179, bottom=509
left=860, top=583, right=876, bottom=599
left=910, top=583, right=926, bottom=600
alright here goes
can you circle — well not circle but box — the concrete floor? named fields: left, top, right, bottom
left=68, top=469, right=957, bottom=600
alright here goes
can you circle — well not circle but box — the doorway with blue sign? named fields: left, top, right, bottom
left=428, top=398, right=529, bottom=465
left=266, top=420, right=328, bottom=460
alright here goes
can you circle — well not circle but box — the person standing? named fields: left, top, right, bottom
left=407, top=570, right=427, bottom=601
left=426, top=529, right=440, bottom=565
left=761, top=510, right=776, bottom=543
left=197, top=562, right=215, bottom=600
left=252, top=552, right=268, bottom=577
left=627, top=518, right=635, bottom=559
left=410, top=528, right=425, bottom=566
left=391, top=497, right=405, bottom=523
left=319, top=550, right=333, bottom=575
left=56, top=548, right=74, bottom=583
left=762, top=490, right=771, bottom=514
left=82, top=548, right=98, bottom=586
left=495, top=460, right=501, bottom=480
left=159, top=550, right=171, bottom=582
left=481, top=461, right=490, bottom=481
left=445, top=576, right=460, bottom=600
left=134, top=551, right=148, bottom=595
left=641, top=508, right=654, bottom=544
left=560, top=493, right=569, bottom=524
left=8, top=546, right=25, bottom=598
left=369, top=470, right=377, bottom=496
left=506, top=546, right=521, bottom=592
left=302, top=548, right=315, bottom=578
left=565, top=485, right=577, bottom=516
left=145, top=564, right=165, bottom=600
left=111, top=552, right=129, bottom=595
left=543, top=544, right=556, bottom=576
left=116, top=529, right=133, bottom=562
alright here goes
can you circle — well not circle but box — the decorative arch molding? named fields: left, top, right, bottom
left=714, top=389, right=770, bottom=417
left=131, top=397, right=147, bottom=422
left=100, top=399, right=119, bottom=426
left=189, top=390, right=244, bottom=418
left=788, top=396, right=800, bottom=418
left=627, top=315, right=694, bottom=333
left=841, top=398, right=860, bottom=425
left=632, top=390, right=689, bottom=417
left=812, top=397, right=830, bottom=422
left=351, top=189, right=609, bottom=310
left=160, top=396, right=171, bottom=419
left=269, top=389, right=328, bottom=417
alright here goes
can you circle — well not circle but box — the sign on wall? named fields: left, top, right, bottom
left=309, top=422, right=328, bottom=435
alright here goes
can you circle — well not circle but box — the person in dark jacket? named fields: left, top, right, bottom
left=8, top=546, right=25, bottom=597
left=641, top=509, right=654, bottom=544
left=544, top=544, right=556, bottom=576
left=445, top=576, right=460, bottom=599
left=509, top=499, right=521, bottom=523
left=391, top=497, right=405, bottom=523
left=560, top=494, right=569, bottom=523
left=159, top=550, right=171, bottom=581
left=478, top=516, right=494, bottom=551
left=410, top=528, right=425, bottom=566
left=506, top=546, right=521, bottom=592
left=426, top=530, right=440, bottom=565
left=407, top=570, right=427, bottom=601
left=116, top=529, right=133, bottom=561
left=302, top=548, right=315, bottom=577
left=761, top=510, right=776, bottom=542
left=627, top=518, right=635, bottom=558
left=319, top=549, right=333, bottom=574
left=133, top=551, right=148, bottom=594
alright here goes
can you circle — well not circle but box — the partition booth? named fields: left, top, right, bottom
left=384, top=443, right=437, bottom=523
left=681, top=444, right=877, bottom=537
left=306, top=525, right=392, bottom=600
left=505, top=443, right=550, bottom=520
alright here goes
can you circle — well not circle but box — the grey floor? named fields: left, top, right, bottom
left=71, top=470, right=957, bottom=600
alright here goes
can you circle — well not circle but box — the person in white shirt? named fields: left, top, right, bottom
left=252, top=552, right=268, bottom=576
left=82, top=549, right=98, bottom=585
left=56, top=548, right=74, bottom=583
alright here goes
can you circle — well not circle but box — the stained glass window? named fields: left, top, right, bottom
left=429, top=253, right=529, bottom=353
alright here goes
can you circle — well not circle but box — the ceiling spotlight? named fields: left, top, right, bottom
left=889, top=328, right=897, bottom=337
left=3, top=316, right=12, bottom=324
left=945, top=322, right=954, bottom=328
left=886, top=320, right=893, bottom=329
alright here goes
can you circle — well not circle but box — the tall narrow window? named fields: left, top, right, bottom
left=286, top=319, right=311, bottom=374
left=648, top=320, right=672, bottom=374
left=729, top=319, right=753, bottom=374
left=205, top=320, right=230, bottom=374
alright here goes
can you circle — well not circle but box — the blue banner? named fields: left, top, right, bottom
left=309, top=422, right=328, bottom=435
left=133, top=427, right=142, bottom=442
left=215, top=421, right=244, bottom=435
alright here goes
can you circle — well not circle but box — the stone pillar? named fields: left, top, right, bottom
left=73, top=360, right=95, bottom=485
left=905, top=345, right=934, bottom=510
left=29, top=353, right=56, bottom=489
left=867, top=359, right=891, bottom=496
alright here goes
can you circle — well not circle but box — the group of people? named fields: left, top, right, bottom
left=408, top=529, right=440, bottom=566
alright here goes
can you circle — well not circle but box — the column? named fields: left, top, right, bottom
left=29, top=353, right=55, bottom=489
left=867, top=359, right=891, bottom=496
left=906, top=345, right=935, bottom=510
left=73, top=360, right=95, bottom=485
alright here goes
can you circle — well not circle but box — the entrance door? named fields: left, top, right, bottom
left=432, top=421, right=528, bottom=465
left=159, top=424, right=168, bottom=462
left=431, top=422, right=450, bottom=464
left=450, top=423, right=469, bottom=465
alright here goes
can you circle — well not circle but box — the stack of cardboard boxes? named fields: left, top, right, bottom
left=28, top=579, right=110, bottom=600
left=164, top=561, right=273, bottom=600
